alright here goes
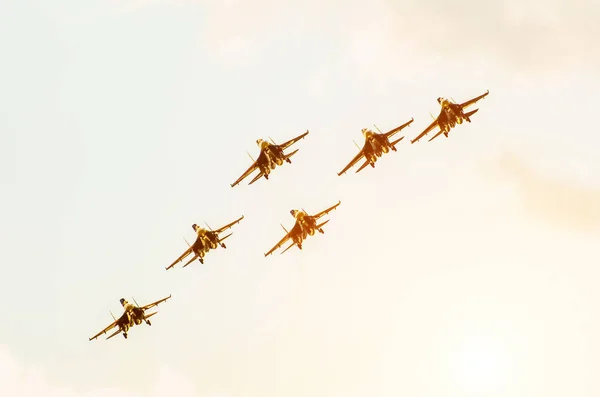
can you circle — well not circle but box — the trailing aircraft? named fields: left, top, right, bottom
left=338, top=119, right=413, bottom=175
left=410, top=90, right=489, bottom=143
left=264, top=201, right=341, bottom=256
left=231, top=131, right=309, bottom=187
left=166, top=215, right=244, bottom=270
left=89, top=295, right=171, bottom=340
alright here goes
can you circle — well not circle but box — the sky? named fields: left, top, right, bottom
left=1, top=0, right=600, bottom=396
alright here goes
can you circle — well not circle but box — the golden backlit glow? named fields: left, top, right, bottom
left=2, top=0, right=600, bottom=397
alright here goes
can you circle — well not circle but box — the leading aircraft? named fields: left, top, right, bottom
left=410, top=90, right=489, bottom=143
left=166, top=215, right=244, bottom=270
left=230, top=130, right=309, bottom=187
left=264, top=201, right=341, bottom=256
left=337, top=118, right=414, bottom=176
left=89, top=295, right=171, bottom=340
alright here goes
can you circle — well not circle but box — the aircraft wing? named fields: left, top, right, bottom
left=214, top=215, right=245, bottom=233
left=139, top=294, right=172, bottom=311
left=89, top=312, right=127, bottom=341
left=264, top=222, right=302, bottom=257
left=338, top=138, right=371, bottom=176
left=277, top=130, right=309, bottom=151
left=337, top=150, right=365, bottom=176
left=231, top=150, right=268, bottom=187
left=311, top=200, right=341, bottom=220
left=427, top=128, right=446, bottom=142
left=166, top=246, right=194, bottom=270
left=411, top=110, right=447, bottom=143
left=458, top=90, right=489, bottom=109
left=411, top=118, right=438, bottom=143
left=384, top=118, right=414, bottom=138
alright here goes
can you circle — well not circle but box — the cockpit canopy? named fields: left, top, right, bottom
left=256, top=139, right=270, bottom=149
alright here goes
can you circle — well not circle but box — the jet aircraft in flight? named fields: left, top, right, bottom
left=337, top=118, right=414, bottom=176
left=230, top=131, right=309, bottom=187
left=166, top=215, right=244, bottom=270
left=410, top=90, right=489, bottom=143
left=89, top=295, right=171, bottom=340
left=264, top=201, right=341, bottom=256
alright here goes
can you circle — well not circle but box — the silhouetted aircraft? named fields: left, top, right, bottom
left=166, top=215, right=244, bottom=269
left=89, top=295, right=171, bottom=340
left=231, top=131, right=309, bottom=187
left=264, top=201, right=341, bottom=256
left=338, top=119, right=413, bottom=175
left=411, top=90, right=489, bottom=143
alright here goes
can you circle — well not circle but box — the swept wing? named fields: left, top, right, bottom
left=337, top=141, right=369, bottom=176
left=231, top=150, right=269, bottom=187
left=410, top=110, right=449, bottom=144
left=382, top=118, right=414, bottom=139
left=458, top=90, right=489, bottom=110
left=310, top=200, right=341, bottom=220
left=213, top=215, right=244, bottom=233
left=166, top=245, right=195, bottom=270
left=264, top=222, right=302, bottom=257
left=138, top=295, right=172, bottom=311
left=89, top=312, right=128, bottom=341
left=276, top=130, right=309, bottom=151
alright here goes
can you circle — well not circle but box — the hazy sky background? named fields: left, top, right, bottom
left=1, top=0, right=600, bottom=396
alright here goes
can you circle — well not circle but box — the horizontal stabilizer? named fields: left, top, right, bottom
left=316, top=219, right=330, bottom=229
left=219, top=233, right=232, bottom=242
left=285, top=149, right=299, bottom=159
left=464, top=108, right=479, bottom=118
left=427, top=130, right=445, bottom=142
left=280, top=241, right=297, bottom=254
left=248, top=172, right=264, bottom=185
left=355, top=159, right=371, bottom=173
left=182, top=254, right=198, bottom=268
left=106, top=328, right=121, bottom=340
left=145, top=312, right=158, bottom=319
left=390, top=136, right=404, bottom=147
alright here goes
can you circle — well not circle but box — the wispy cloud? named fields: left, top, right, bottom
left=83, top=1, right=600, bottom=78
left=488, top=152, right=600, bottom=233
left=0, top=345, right=204, bottom=397
left=193, top=0, right=600, bottom=77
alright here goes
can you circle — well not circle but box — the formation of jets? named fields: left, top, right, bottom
left=89, top=90, right=489, bottom=341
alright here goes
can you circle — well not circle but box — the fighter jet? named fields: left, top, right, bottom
left=166, top=215, right=244, bottom=270
left=410, top=90, right=489, bottom=143
left=230, top=130, right=309, bottom=187
left=264, top=201, right=341, bottom=256
left=89, top=295, right=171, bottom=340
left=337, top=118, right=414, bottom=176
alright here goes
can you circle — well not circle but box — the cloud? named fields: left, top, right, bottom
left=192, top=0, right=600, bottom=78
left=489, top=152, right=600, bottom=233
left=0, top=345, right=201, bottom=397
left=98, top=0, right=600, bottom=78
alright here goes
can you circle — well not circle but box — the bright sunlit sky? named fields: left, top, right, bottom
left=2, top=0, right=600, bottom=396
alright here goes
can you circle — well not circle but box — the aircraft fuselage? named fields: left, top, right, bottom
left=117, top=301, right=152, bottom=338
left=292, top=210, right=324, bottom=237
